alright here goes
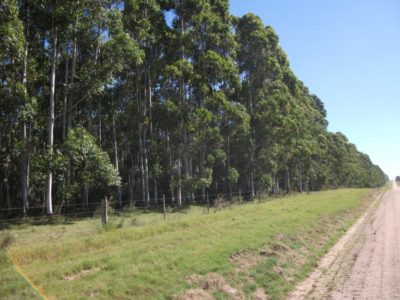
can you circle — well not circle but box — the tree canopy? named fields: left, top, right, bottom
left=0, top=0, right=387, bottom=217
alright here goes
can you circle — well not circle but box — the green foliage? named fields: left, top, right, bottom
left=0, top=0, right=387, bottom=216
left=63, top=128, right=121, bottom=189
left=228, top=167, right=239, bottom=185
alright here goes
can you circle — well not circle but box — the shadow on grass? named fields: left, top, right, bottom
left=0, top=212, right=98, bottom=232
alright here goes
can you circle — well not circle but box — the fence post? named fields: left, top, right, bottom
left=101, top=196, right=108, bottom=226
left=162, top=194, right=166, bottom=221
left=239, top=189, right=242, bottom=205
left=258, top=189, right=261, bottom=203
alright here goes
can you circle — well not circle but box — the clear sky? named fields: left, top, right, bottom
left=230, top=0, right=400, bottom=179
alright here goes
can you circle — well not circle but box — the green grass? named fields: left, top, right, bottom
left=0, top=234, right=42, bottom=299
left=1, top=189, right=376, bottom=299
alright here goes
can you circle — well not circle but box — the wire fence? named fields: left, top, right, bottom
left=0, top=189, right=286, bottom=226
left=0, top=190, right=251, bottom=212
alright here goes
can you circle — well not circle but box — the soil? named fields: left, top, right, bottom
left=288, top=182, right=400, bottom=299
left=177, top=273, right=245, bottom=300
left=64, top=267, right=100, bottom=281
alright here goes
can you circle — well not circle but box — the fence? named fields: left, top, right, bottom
left=0, top=188, right=280, bottom=228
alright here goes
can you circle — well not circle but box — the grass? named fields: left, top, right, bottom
left=0, top=234, right=42, bottom=299
left=0, top=188, right=377, bottom=299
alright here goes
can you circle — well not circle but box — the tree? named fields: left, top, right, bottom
left=62, top=128, right=120, bottom=207
left=0, top=1, right=388, bottom=218
left=0, top=0, right=26, bottom=211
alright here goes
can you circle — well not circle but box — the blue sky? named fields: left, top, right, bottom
left=230, top=0, right=400, bottom=179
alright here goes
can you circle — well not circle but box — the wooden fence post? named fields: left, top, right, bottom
left=101, top=196, right=108, bottom=226
left=162, top=194, right=166, bottom=221
left=239, top=189, right=242, bottom=205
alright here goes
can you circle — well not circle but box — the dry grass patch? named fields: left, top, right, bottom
left=64, top=267, right=100, bottom=281
left=182, top=273, right=245, bottom=300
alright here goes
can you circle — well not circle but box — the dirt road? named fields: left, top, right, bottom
left=289, top=182, right=400, bottom=300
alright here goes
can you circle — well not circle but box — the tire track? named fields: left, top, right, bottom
left=288, top=184, right=399, bottom=300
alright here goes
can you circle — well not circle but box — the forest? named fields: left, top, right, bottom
left=0, top=0, right=387, bottom=218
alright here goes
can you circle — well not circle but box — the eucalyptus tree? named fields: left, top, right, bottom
left=0, top=0, right=388, bottom=218
left=122, top=0, right=169, bottom=207
left=174, top=0, right=239, bottom=200
left=235, top=13, right=271, bottom=196
left=0, top=0, right=26, bottom=211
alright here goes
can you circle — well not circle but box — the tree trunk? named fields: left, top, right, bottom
left=21, top=41, right=29, bottom=215
left=166, top=132, right=175, bottom=204
left=139, top=128, right=146, bottom=205
left=62, top=53, right=69, bottom=141
left=177, top=156, right=182, bottom=207
left=177, top=11, right=184, bottom=208
left=83, top=182, right=89, bottom=208
left=299, top=170, right=303, bottom=192
left=250, top=129, right=256, bottom=198
left=154, top=178, right=158, bottom=207
left=98, top=101, right=102, bottom=145
left=227, top=136, right=232, bottom=198
left=143, top=128, right=150, bottom=208
left=65, top=39, right=76, bottom=207
left=6, top=174, right=10, bottom=210
left=277, top=180, right=280, bottom=194
left=249, top=73, right=256, bottom=198
left=46, top=27, right=57, bottom=215
left=68, top=38, right=77, bottom=129
left=21, top=123, right=29, bottom=215
left=148, top=71, right=153, bottom=134
left=128, top=167, right=134, bottom=206
left=250, top=168, right=255, bottom=197
left=184, top=129, right=191, bottom=201
left=0, top=182, right=3, bottom=210
left=200, top=148, right=206, bottom=203
left=112, top=117, right=122, bottom=208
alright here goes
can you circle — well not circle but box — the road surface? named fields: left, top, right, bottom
left=289, top=182, right=400, bottom=299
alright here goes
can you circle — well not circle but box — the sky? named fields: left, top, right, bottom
left=230, top=0, right=400, bottom=179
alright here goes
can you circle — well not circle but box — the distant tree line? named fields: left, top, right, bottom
left=0, top=0, right=387, bottom=217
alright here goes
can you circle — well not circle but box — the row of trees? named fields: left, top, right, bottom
left=0, top=0, right=387, bottom=217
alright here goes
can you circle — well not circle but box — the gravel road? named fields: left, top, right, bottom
left=288, top=182, right=400, bottom=300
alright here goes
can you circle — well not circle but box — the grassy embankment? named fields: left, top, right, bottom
left=0, top=188, right=378, bottom=299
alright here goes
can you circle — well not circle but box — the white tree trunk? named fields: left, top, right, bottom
left=62, top=53, right=68, bottom=141
left=46, top=28, right=57, bottom=215
left=178, top=157, right=182, bottom=207
left=139, top=128, right=146, bottom=205
left=143, top=129, right=150, bottom=207
left=112, top=117, right=122, bottom=208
